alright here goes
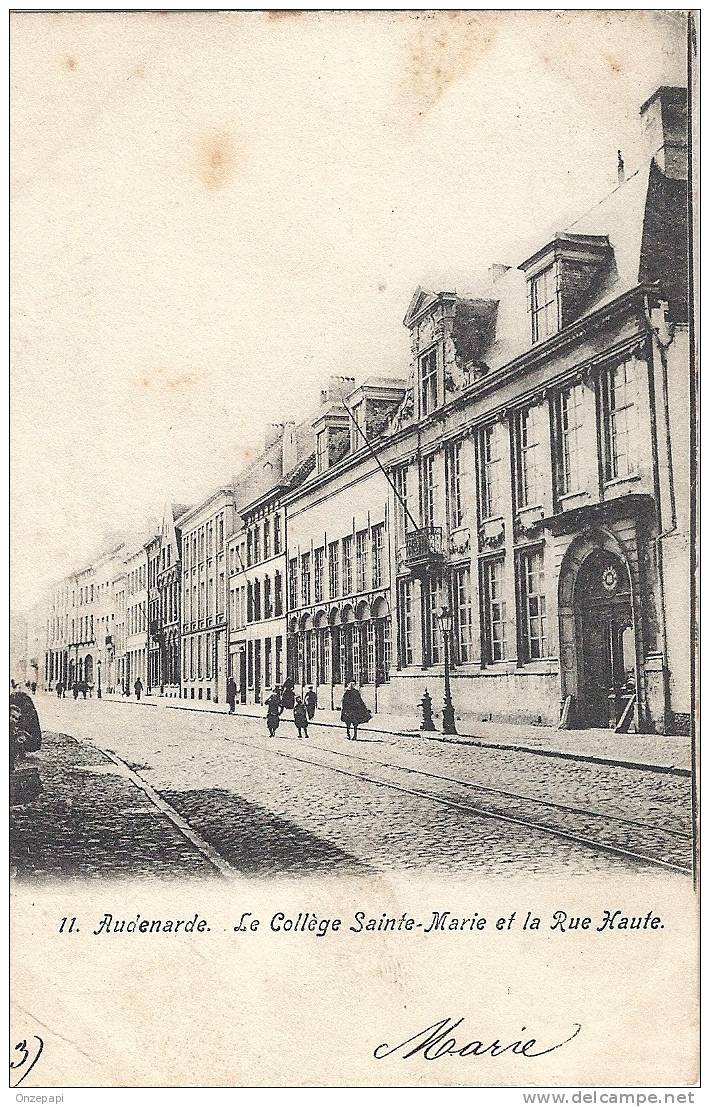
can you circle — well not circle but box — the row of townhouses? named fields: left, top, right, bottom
left=40, top=86, right=692, bottom=735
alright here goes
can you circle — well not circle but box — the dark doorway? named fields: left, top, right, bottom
left=575, top=550, right=634, bottom=727
left=254, top=640, right=262, bottom=704
left=239, top=650, right=247, bottom=704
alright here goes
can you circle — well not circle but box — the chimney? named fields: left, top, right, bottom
left=327, top=375, right=356, bottom=403
left=639, top=86, right=688, bottom=180
left=617, top=150, right=625, bottom=185
left=488, top=263, right=510, bottom=287
left=282, top=421, right=297, bottom=475
left=264, top=422, right=283, bottom=451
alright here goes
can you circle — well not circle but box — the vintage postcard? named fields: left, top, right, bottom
left=9, top=9, right=698, bottom=1092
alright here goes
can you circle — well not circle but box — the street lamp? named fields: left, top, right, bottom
left=97, top=659, right=102, bottom=699
left=438, top=605, right=458, bottom=736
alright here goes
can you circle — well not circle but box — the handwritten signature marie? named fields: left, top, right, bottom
left=374, top=1017, right=582, bottom=1061
left=10, top=1036, right=44, bottom=1087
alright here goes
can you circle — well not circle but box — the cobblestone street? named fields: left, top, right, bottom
left=13, top=694, right=694, bottom=882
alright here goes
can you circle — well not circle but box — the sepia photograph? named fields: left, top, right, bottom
left=9, top=8, right=698, bottom=1091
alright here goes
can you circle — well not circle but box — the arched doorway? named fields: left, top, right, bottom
left=559, top=536, right=636, bottom=728
left=84, top=655, right=94, bottom=686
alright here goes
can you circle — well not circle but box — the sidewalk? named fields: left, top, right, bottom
left=10, top=731, right=219, bottom=881
left=102, top=691, right=692, bottom=775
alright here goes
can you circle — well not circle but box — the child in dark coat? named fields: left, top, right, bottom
left=293, top=697, right=309, bottom=739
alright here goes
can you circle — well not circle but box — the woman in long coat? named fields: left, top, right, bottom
left=280, top=679, right=295, bottom=712
left=340, top=682, right=370, bottom=741
left=265, top=691, right=281, bottom=738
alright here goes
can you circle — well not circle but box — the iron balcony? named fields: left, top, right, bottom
left=404, top=526, right=445, bottom=569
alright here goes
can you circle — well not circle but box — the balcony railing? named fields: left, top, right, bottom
left=404, top=526, right=445, bottom=568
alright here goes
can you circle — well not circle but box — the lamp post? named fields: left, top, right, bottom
left=97, top=659, right=102, bottom=699
left=438, top=605, right=458, bottom=736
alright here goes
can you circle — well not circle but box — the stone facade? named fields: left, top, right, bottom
left=178, top=490, right=236, bottom=704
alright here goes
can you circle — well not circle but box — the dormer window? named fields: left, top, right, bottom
left=530, top=265, right=559, bottom=343
left=419, top=347, right=439, bottom=416
left=312, top=411, right=350, bottom=474
left=520, top=234, right=611, bottom=346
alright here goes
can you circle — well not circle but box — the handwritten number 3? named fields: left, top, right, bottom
left=10, top=1036, right=44, bottom=1086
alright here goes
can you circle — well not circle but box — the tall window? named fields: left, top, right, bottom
left=515, top=405, right=543, bottom=509
left=314, top=547, right=324, bottom=603
left=454, top=565, right=473, bottom=662
left=264, top=575, right=272, bottom=618
left=481, top=558, right=506, bottom=663
left=447, top=441, right=464, bottom=529
left=419, top=347, right=438, bottom=416
left=355, top=530, right=368, bottom=592
left=371, top=524, right=385, bottom=589
left=397, top=579, right=414, bottom=667
left=253, top=579, right=261, bottom=622
left=288, top=558, right=298, bottom=609
left=519, top=549, right=547, bottom=661
left=342, top=536, right=353, bottom=594
left=427, top=577, right=442, bottom=665
left=557, top=383, right=585, bottom=495
left=275, top=636, right=283, bottom=685
left=263, top=520, right=271, bottom=560
left=274, top=571, right=283, bottom=616
left=604, top=360, right=638, bottom=480
left=265, top=638, right=272, bottom=687
left=301, top=552, right=311, bottom=606
left=253, top=524, right=261, bottom=565
left=273, top=513, right=282, bottom=554
left=479, top=423, right=504, bottom=519
left=328, top=541, right=340, bottom=598
left=422, top=455, right=437, bottom=527
left=530, top=265, right=558, bottom=343
left=393, top=466, right=410, bottom=539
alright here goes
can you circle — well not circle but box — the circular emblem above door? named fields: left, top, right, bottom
left=602, top=564, right=619, bottom=593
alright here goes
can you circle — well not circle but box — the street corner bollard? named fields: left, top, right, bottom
left=420, top=688, right=436, bottom=732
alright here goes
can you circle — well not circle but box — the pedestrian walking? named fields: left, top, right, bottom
left=226, top=676, right=237, bottom=715
left=293, top=697, right=309, bottom=739
left=340, top=682, right=370, bottom=741
left=280, top=678, right=295, bottom=712
left=134, top=677, right=143, bottom=701
left=55, top=680, right=64, bottom=699
left=72, top=682, right=79, bottom=700
left=304, top=686, right=317, bottom=720
left=80, top=681, right=88, bottom=700
left=265, top=691, right=281, bottom=737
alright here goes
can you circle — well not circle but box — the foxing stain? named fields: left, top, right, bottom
left=398, top=12, right=497, bottom=120
left=195, top=130, right=237, bottom=191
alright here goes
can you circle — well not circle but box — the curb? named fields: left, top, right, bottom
left=98, top=696, right=691, bottom=778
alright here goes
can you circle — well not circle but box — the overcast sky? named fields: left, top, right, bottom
left=11, top=10, right=688, bottom=612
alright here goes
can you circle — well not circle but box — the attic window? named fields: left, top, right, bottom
left=316, top=430, right=329, bottom=474
left=520, top=234, right=610, bottom=346
left=419, top=347, right=439, bottom=416
left=530, top=265, right=559, bottom=343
